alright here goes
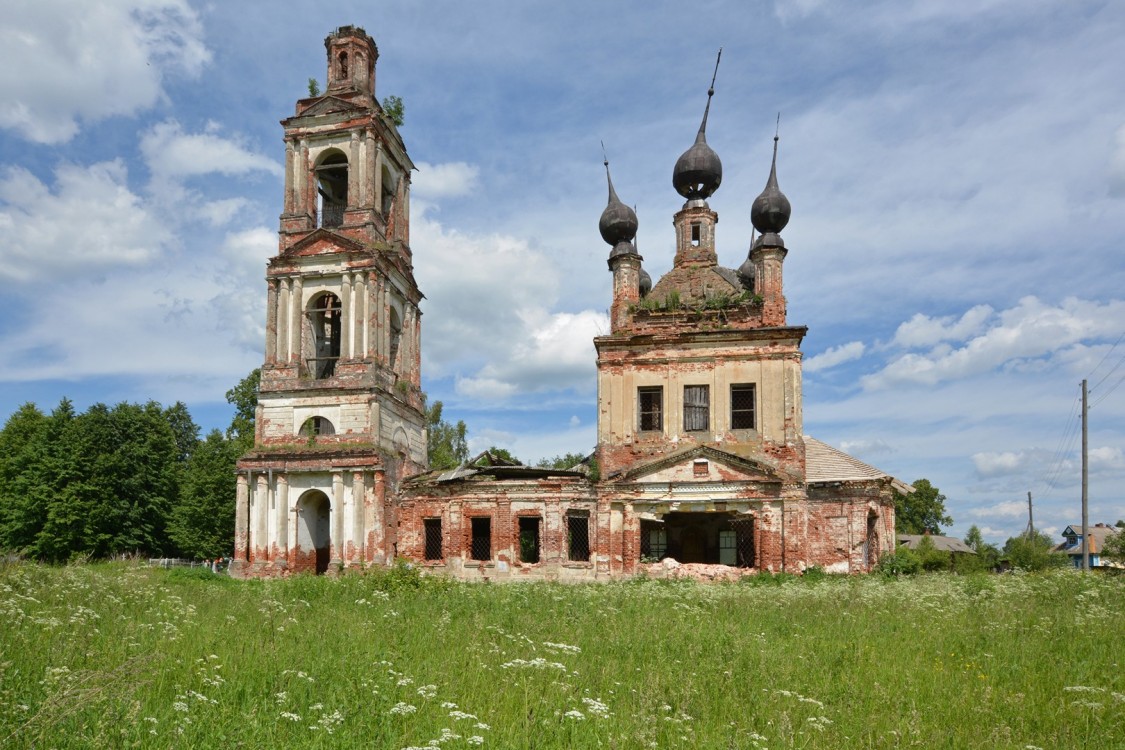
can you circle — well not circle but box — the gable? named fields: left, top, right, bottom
left=623, top=445, right=785, bottom=484
left=280, top=229, right=371, bottom=260
left=297, top=96, right=366, bottom=118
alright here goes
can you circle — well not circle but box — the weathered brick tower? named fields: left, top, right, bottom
left=232, top=26, right=425, bottom=576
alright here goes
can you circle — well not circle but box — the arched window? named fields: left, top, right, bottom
left=299, top=416, right=335, bottom=437
left=338, top=51, right=349, bottom=78
left=388, top=307, right=402, bottom=371
left=316, top=151, right=348, bottom=228
left=307, top=293, right=342, bottom=378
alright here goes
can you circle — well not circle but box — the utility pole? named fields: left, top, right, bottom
left=1025, top=491, right=1034, bottom=538
left=1081, top=379, right=1089, bottom=572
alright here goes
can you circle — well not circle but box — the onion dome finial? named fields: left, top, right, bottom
left=673, top=49, right=723, bottom=201
left=599, top=149, right=638, bottom=252
left=750, top=119, right=791, bottom=243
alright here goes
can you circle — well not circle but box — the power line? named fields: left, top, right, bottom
left=1087, top=328, right=1125, bottom=385
left=1035, top=387, right=1083, bottom=495
left=1090, top=368, right=1125, bottom=409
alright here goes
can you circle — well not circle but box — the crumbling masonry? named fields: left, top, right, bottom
left=231, top=27, right=901, bottom=579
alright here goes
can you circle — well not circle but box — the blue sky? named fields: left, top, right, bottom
left=1, top=0, right=1123, bottom=545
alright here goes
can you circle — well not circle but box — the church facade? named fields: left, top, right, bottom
left=231, top=27, right=901, bottom=579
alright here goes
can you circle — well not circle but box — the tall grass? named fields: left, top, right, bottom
left=0, top=562, right=1121, bottom=748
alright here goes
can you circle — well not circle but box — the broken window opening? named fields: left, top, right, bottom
left=381, top=166, right=398, bottom=217
left=864, top=515, right=877, bottom=569
left=470, top=517, right=491, bottom=561
left=424, top=518, right=443, bottom=561
left=638, top=386, right=663, bottom=432
left=388, top=307, right=403, bottom=372
left=640, top=521, right=667, bottom=561
left=299, top=416, right=335, bottom=437
left=567, top=513, right=590, bottom=562
left=684, top=385, right=709, bottom=432
left=645, top=512, right=754, bottom=567
left=518, top=517, right=541, bottom=564
left=690, top=222, right=701, bottom=246
left=316, top=151, right=348, bottom=228
left=731, top=383, right=756, bottom=430
left=306, top=293, right=342, bottom=379
left=338, top=51, right=349, bottom=79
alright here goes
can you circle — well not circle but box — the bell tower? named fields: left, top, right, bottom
left=233, top=26, right=425, bottom=577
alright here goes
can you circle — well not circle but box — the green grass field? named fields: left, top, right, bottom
left=1, top=563, right=1121, bottom=749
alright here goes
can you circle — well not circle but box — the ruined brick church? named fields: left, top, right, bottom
left=231, top=27, right=903, bottom=579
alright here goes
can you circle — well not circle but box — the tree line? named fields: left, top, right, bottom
left=0, top=371, right=259, bottom=562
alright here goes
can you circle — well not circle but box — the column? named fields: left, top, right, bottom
left=348, top=130, right=360, bottom=211
left=340, top=273, right=353, bottom=360
left=352, top=471, right=366, bottom=563
left=297, top=139, right=309, bottom=215
left=368, top=272, right=381, bottom=359
left=283, top=139, right=295, bottom=213
left=352, top=272, right=367, bottom=358
left=365, top=129, right=377, bottom=208
left=290, top=276, right=303, bottom=367
left=256, top=474, right=270, bottom=561
left=235, top=474, right=249, bottom=562
left=374, top=143, right=384, bottom=216
left=276, top=475, right=289, bottom=565
left=265, top=279, right=278, bottom=364
left=277, top=279, right=290, bottom=362
left=332, top=472, right=345, bottom=564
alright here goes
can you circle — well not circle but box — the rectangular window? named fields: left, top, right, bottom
left=638, top=386, right=663, bottom=432
left=567, top=514, right=590, bottom=562
left=640, top=521, right=667, bottom=560
left=423, top=518, right=443, bottom=561
left=683, top=385, right=709, bottom=432
left=731, top=384, right=756, bottom=430
left=690, top=222, right=701, bottom=245
left=518, top=517, right=541, bottom=564
left=470, top=517, right=491, bottom=561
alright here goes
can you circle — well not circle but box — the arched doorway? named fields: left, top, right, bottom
left=297, top=490, right=332, bottom=574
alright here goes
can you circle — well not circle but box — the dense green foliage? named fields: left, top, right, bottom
left=382, top=94, right=405, bottom=126
left=535, top=452, right=589, bottom=470
left=1003, top=531, right=1064, bottom=572
left=426, top=401, right=468, bottom=470
left=894, top=478, right=953, bottom=534
left=0, top=370, right=260, bottom=561
left=1, top=564, right=1122, bottom=749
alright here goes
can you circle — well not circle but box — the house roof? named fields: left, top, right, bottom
left=897, top=534, right=976, bottom=554
left=1054, top=524, right=1120, bottom=554
left=803, top=436, right=912, bottom=492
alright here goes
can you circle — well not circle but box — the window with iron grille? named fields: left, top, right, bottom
left=683, top=385, right=709, bottom=432
left=638, top=386, right=663, bottom=432
left=640, top=521, right=667, bottom=560
left=423, top=518, right=443, bottom=561
left=518, top=517, right=540, bottom=564
left=567, top=514, right=590, bottom=562
left=470, top=517, right=491, bottom=561
left=730, top=383, right=756, bottom=430
left=729, top=516, right=755, bottom=568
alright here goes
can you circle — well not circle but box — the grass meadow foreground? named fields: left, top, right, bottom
left=0, top=563, right=1122, bottom=749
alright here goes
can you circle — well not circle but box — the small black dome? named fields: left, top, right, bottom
left=737, top=257, right=755, bottom=290
left=750, top=137, right=790, bottom=235
left=639, top=267, right=652, bottom=297
left=599, top=162, right=638, bottom=246
left=673, top=133, right=722, bottom=200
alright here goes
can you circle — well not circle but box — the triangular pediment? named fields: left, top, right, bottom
left=280, top=229, right=371, bottom=260
left=621, top=445, right=788, bottom=484
left=297, top=95, right=367, bottom=118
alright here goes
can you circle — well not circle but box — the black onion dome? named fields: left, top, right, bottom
left=750, top=136, right=791, bottom=234
left=673, top=51, right=723, bottom=201
left=599, top=160, right=638, bottom=246
left=639, top=266, right=652, bottom=297
left=737, top=256, right=755, bottom=290
left=673, top=94, right=722, bottom=200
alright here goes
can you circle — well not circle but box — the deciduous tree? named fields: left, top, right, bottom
left=426, top=401, right=468, bottom=470
left=894, top=479, right=953, bottom=534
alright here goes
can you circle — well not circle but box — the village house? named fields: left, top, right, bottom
left=1053, top=523, right=1121, bottom=569
left=231, top=26, right=904, bottom=580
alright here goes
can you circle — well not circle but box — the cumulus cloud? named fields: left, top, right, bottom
left=413, top=162, right=480, bottom=200
left=1090, top=446, right=1125, bottom=473
left=972, top=449, right=1044, bottom=479
left=0, top=161, right=171, bottom=282
left=0, top=0, right=209, bottom=143
left=967, top=500, right=1030, bottom=520
left=862, top=297, right=1125, bottom=389
left=838, top=438, right=894, bottom=457
left=140, top=120, right=282, bottom=180
left=804, top=341, right=865, bottom=372
left=891, top=305, right=994, bottom=349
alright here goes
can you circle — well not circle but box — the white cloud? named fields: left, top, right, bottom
left=891, top=305, right=994, bottom=349
left=0, top=0, right=209, bottom=143
left=838, top=438, right=894, bottom=457
left=0, top=161, right=171, bottom=282
left=804, top=341, right=865, bottom=372
left=862, top=297, right=1125, bottom=389
left=140, top=120, right=282, bottom=180
left=413, top=162, right=480, bottom=200
left=456, top=377, right=518, bottom=403
left=1090, top=446, right=1125, bottom=473
left=967, top=500, right=1029, bottom=520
